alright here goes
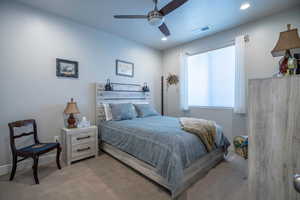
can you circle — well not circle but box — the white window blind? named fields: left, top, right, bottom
left=187, top=45, right=236, bottom=108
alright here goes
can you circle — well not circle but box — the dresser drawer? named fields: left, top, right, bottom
left=71, top=132, right=95, bottom=145
left=71, top=142, right=95, bottom=159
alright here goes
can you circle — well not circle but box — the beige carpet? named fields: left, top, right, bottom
left=0, top=152, right=248, bottom=200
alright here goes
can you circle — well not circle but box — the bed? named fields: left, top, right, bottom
left=95, top=83, right=229, bottom=199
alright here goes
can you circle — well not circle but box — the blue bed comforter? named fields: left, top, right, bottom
left=99, top=116, right=229, bottom=193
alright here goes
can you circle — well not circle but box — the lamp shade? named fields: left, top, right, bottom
left=271, top=24, right=300, bottom=57
left=64, top=98, right=80, bottom=114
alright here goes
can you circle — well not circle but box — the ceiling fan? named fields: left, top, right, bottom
left=114, top=0, right=188, bottom=37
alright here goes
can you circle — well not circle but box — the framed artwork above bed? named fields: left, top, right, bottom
left=116, top=59, right=134, bottom=77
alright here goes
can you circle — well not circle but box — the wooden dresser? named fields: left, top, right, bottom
left=248, top=76, right=300, bottom=200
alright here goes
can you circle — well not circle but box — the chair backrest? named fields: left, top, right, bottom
left=8, top=119, right=39, bottom=152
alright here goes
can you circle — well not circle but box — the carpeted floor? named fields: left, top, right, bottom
left=0, top=152, right=248, bottom=200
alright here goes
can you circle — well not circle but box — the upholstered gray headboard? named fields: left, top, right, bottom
left=95, top=83, right=151, bottom=126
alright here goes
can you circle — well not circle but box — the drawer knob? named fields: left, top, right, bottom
left=294, top=174, right=300, bottom=193
left=77, top=147, right=91, bottom=152
left=77, top=136, right=91, bottom=140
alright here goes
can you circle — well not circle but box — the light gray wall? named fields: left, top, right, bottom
left=0, top=1, right=162, bottom=166
left=162, top=7, right=300, bottom=141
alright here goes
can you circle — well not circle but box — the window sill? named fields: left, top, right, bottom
left=188, top=106, right=233, bottom=110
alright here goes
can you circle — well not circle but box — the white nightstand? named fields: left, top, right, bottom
left=61, top=126, right=98, bottom=165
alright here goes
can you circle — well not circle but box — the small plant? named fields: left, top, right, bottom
left=166, top=74, right=179, bottom=87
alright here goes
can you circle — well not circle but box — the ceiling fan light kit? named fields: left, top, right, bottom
left=114, top=0, right=189, bottom=37
left=148, top=11, right=164, bottom=27
left=240, top=2, right=251, bottom=10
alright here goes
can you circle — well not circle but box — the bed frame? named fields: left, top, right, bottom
left=95, top=83, right=225, bottom=199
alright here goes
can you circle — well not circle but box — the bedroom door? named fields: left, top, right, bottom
left=248, top=76, right=300, bottom=200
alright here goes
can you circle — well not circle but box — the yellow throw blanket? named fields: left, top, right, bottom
left=179, top=117, right=217, bottom=152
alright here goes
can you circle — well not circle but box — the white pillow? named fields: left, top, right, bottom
left=102, top=103, right=113, bottom=121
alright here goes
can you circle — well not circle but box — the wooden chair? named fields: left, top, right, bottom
left=8, top=119, right=62, bottom=184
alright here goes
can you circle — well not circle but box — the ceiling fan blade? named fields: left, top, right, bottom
left=159, top=0, right=188, bottom=16
left=114, top=15, right=148, bottom=19
left=159, top=23, right=171, bottom=36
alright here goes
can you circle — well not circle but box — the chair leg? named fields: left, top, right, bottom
left=32, top=156, right=39, bottom=184
left=9, top=153, right=17, bottom=181
left=56, top=145, right=62, bottom=170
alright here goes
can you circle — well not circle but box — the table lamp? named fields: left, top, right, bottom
left=64, top=98, right=80, bottom=128
left=271, top=24, right=300, bottom=75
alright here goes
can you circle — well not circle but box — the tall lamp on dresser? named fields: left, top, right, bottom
left=271, top=24, right=300, bottom=75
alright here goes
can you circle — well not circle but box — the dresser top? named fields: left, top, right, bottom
left=249, top=74, right=300, bottom=82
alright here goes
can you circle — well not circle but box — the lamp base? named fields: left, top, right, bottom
left=279, top=50, right=291, bottom=75
left=278, top=50, right=298, bottom=76
left=67, top=113, right=77, bottom=129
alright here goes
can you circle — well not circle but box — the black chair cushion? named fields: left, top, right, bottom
left=18, top=143, right=58, bottom=154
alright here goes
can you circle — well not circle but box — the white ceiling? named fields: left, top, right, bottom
left=17, top=0, right=300, bottom=50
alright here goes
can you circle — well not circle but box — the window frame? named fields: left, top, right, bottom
left=188, top=105, right=234, bottom=110
left=186, top=44, right=236, bottom=109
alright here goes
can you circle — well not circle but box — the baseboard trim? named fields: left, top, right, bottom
left=0, top=154, right=56, bottom=176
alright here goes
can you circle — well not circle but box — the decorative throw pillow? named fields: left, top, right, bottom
left=110, top=103, right=136, bottom=121
left=134, top=104, right=159, bottom=118
left=102, top=103, right=113, bottom=121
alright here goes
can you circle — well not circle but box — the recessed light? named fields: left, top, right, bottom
left=240, top=2, right=250, bottom=10
left=161, top=37, right=168, bottom=41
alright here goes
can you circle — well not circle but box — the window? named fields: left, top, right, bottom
left=187, top=45, right=235, bottom=108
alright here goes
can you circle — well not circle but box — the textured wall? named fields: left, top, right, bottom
left=0, top=1, right=162, bottom=166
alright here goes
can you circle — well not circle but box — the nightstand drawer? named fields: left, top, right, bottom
left=71, top=132, right=95, bottom=145
left=72, top=142, right=95, bottom=158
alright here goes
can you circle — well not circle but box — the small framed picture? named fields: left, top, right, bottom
left=116, top=60, right=134, bottom=77
left=56, top=58, right=79, bottom=78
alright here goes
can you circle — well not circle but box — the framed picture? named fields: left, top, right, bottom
left=56, top=58, right=79, bottom=78
left=116, top=59, right=134, bottom=77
